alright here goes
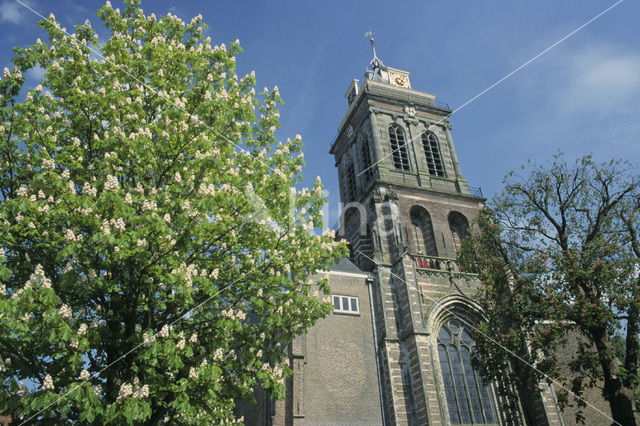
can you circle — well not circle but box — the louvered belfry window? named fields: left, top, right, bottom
left=388, top=125, right=410, bottom=171
left=346, top=159, right=356, bottom=201
left=422, top=131, right=445, bottom=177
left=361, top=136, right=374, bottom=180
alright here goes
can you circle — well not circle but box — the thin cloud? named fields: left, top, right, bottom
left=0, top=0, right=31, bottom=24
left=25, top=65, right=45, bottom=81
left=22, top=65, right=46, bottom=91
left=559, top=44, right=640, bottom=114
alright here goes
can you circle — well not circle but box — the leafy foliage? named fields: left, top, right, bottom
left=0, top=1, right=347, bottom=423
left=461, top=154, right=640, bottom=425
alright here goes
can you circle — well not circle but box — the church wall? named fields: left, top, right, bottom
left=405, top=335, right=429, bottom=424
left=394, top=188, right=483, bottom=257
left=285, top=269, right=383, bottom=425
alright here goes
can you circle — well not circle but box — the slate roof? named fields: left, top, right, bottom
left=329, top=257, right=364, bottom=274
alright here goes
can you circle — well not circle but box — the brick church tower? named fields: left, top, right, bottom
left=329, top=38, right=563, bottom=425
left=239, top=38, right=569, bottom=426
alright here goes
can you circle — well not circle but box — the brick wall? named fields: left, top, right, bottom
left=290, top=269, right=383, bottom=425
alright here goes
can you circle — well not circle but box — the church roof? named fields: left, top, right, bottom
left=329, top=257, right=364, bottom=274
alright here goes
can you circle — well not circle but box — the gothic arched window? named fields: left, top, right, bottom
left=448, top=211, right=469, bottom=255
left=422, top=131, right=445, bottom=177
left=345, top=158, right=357, bottom=201
left=360, top=136, right=374, bottom=181
left=409, top=206, right=437, bottom=256
left=438, top=318, right=497, bottom=425
left=388, top=125, right=410, bottom=171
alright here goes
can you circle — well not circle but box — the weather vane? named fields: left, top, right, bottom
left=364, top=31, right=376, bottom=55
left=364, top=31, right=384, bottom=70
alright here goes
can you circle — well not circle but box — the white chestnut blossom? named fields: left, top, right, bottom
left=158, top=324, right=169, bottom=338
left=197, top=183, right=215, bottom=197
left=188, top=367, right=198, bottom=379
left=79, top=369, right=90, bottom=380
left=133, top=383, right=149, bottom=399
left=104, top=175, right=119, bottom=192
left=112, top=218, right=126, bottom=231
left=117, top=382, right=133, bottom=400
left=42, top=158, right=55, bottom=171
left=176, top=337, right=185, bottom=350
left=101, top=220, right=111, bottom=236
left=82, top=182, right=97, bottom=197
left=16, top=186, right=28, bottom=197
left=142, top=200, right=157, bottom=211
left=143, top=331, right=155, bottom=347
left=213, top=348, right=224, bottom=361
left=42, top=374, right=54, bottom=390
left=59, top=304, right=72, bottom=319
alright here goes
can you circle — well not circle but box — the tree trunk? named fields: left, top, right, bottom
left=625, top=289, right=639, bottom=391
left=609, top=387, right=637, bottom=426
left=592, top=326, right=638, bottom=426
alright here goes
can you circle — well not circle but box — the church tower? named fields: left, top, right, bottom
left=238, top=37, right=570, bottom=426
left=330, top=38, right=561, bottom=425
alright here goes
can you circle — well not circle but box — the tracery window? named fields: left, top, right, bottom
left=438, top=319, right=498, bottom=425
left=422, top=131, right=445, bottom=177
left=388, top=125, right=410, bottom=171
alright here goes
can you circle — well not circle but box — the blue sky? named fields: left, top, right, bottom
left=2, top=0, right=639, bottom=228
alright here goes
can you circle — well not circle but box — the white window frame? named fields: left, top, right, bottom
left=332, top=294, right=359, bottom=315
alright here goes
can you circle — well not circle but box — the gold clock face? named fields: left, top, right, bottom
left=391, top=73, right=409, bottom=88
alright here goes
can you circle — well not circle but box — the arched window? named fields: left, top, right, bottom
left=360, top=136, right=374, bottom=181
left=422, top=131, right=445, bottom=177
left=342, top=205, right=370, bottom=267
left=448, top=211, right=469, bottom=255
left=388, top=125, right=410, bottom=171
left=345, top=158, right=356, bottom=201
left=409, top=206, right=437, bottom=256
left=438, top=318, right=497, bottom=424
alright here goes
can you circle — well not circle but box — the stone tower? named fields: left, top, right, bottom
left=237, top=39, right=573, bottom=426
left=330, top=39, right=562, bottom=425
